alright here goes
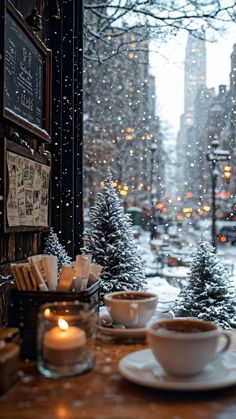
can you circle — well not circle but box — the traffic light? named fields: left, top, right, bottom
left=223, top=164, right=233, bottom=183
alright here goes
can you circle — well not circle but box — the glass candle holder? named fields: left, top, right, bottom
left=37, top=301, right=97, bottom=378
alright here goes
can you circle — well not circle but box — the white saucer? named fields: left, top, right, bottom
left=97, top=312, right=173, bottom=339
left=119, top=349, right=236, bottom=391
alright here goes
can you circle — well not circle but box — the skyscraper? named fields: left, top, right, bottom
left=184, top=33, right=206, bottom=126
left=176, top=32, right=206, bottom=198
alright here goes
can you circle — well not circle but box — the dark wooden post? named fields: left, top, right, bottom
left=211, top=158, right=217, bottom=252
left=45, top=0, right=83, bottom=258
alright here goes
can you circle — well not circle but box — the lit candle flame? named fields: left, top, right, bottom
left=58, top=318, right=69, bottom=331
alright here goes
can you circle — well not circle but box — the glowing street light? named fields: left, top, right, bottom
left=223, top=164, right=233, bottom=184
left=206, top=136, right=231, bottom=251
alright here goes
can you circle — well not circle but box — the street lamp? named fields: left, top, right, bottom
left=223, top=164, right=233, bottom=183
left=150, top=142, right=158, bottom=240
left=206, top=136, right=231, bottom=251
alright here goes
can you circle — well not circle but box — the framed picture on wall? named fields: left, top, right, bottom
left=0, top=138, right=51, bottom=232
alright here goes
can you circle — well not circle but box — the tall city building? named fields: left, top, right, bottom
left=191, top=86, right=215, bottom=201
left=220, top=43, right=236, bottom=195
left=176, top=32, right=206, bottom=199
left=83, top=27, right=162, bottom=208
left=184, top=33, right=206, bottom=125
left=227, top=43, right=236, bottom=154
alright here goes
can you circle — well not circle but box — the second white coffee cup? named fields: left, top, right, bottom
left=104, top=291, right=158, bottom=328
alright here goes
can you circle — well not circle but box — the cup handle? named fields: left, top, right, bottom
left=130, top=303, right=139, bottom=325
left=215, top=332, right=232, bottom=358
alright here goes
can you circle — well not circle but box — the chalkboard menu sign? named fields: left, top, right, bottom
left=5, top=12, right=44, bottom=129
left=0, top=1, right=51, bottom=142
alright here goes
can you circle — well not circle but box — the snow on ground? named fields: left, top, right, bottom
left=100, top=226, right=236, bottom=319
left=136, top=231, right=180, bottom=306
left=218, top=245, right=236, bottom=283
left=136, top=228, right=236, bottom=308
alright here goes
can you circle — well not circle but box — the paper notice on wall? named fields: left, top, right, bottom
left=6, top=152, right=20, bottom=226
left=6, top=151, right=50, bottom=227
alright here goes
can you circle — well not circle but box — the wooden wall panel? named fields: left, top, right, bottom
left=6, top=233, right=15, bottom=261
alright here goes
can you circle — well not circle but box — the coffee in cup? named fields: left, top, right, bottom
left=146, top=318, right=231, bottom=376
left=104, top=291, right=158, bottom=328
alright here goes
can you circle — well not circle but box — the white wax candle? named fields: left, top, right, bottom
left=43, top=320, right=86, bottom=366
left=44, top=325, right=86, bottom=349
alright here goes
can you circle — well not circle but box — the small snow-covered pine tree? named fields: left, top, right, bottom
left=173, top=238, right=236, bottom=329
left=82, top=171, right=147, bottom=302
left=44, top=228, right=72, bottom=270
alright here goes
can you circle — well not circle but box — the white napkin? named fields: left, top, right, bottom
left=42, top=255, right=58, bottom=290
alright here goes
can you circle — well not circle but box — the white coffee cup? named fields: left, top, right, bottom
left=104, top=291, right=158, bottom=328
left=146, top=318, right=231, bottom=376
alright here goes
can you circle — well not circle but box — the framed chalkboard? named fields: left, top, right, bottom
left=0, top=1, right=51, bottom=142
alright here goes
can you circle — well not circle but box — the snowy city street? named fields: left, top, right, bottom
left=136, top=222, right=236, bottom=308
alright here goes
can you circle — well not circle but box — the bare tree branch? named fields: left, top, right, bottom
left=84, top=0, right=236, bottom=62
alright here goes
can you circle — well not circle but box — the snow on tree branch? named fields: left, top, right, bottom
left=173, top=237, right=236, bottom=329
left=82, top=171, right=147, bottom=304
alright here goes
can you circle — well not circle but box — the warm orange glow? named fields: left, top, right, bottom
left=223, top=164, right=233, bottom=183
left=44, top=308, right=51, bottom=317
left=186, top=192, right=193, bottom=199
left=123, top=185, right=129, bottom=191
left=126, top=127, right=134, bottom=133
left=183, top=207, right=193, bottom=213
left=146, top=185, right=152, bottom=191
left=58, top=318, right=69, bottom=331
left=177, top=214, right=183, bottom=221
left=120, top=190, right=128, bottom=196
left=224, top=173, right=232, bottom=181
left=203, top=205, right=211, bottom=212
left=56, top=406, right=69, bottom=418
left=219, top=235, right=227, bottom=243
left=156, top=202, right=164, bottom=209
left=198, top=209, right=204, bottom=216
left=125, top=135, right=133, bottom=141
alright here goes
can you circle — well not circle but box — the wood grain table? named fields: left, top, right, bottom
left=1, top=331, right=236, bottom=419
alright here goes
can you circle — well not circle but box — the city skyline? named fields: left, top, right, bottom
left=150, top=27, right=236, bottom=137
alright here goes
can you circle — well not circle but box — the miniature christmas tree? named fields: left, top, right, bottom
left=173, top=238, right=236, bottom=329
left=44, top=228, right=72, bottom=270
left=82, top=171, right=147, bottom=302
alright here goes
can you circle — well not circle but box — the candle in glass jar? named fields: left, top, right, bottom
left=43, top=319, right=86, bottom=366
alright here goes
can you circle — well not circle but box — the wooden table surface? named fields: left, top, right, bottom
left=1, top=331, right=236, bottom=419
